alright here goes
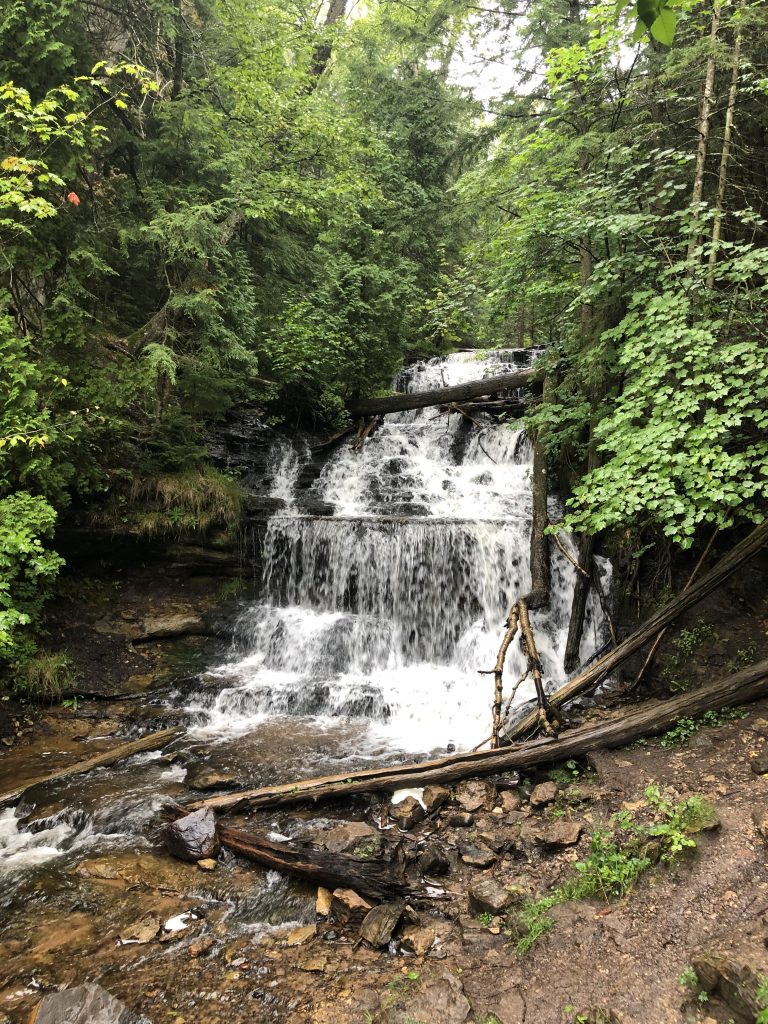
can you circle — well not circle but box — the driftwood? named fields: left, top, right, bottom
left=348, top=368, right=536, bottom=418
left=0, top=726, right=182, bottom=808
left=163, top=804, right=415, bottom=900
left=506, top=519, right=768, bottom=740
left=186, top=659, right=768, bottom=814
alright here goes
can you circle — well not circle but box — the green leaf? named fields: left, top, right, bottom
left=650, top=6, right=677, bottom=45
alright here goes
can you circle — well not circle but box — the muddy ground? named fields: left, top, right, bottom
left=1, top=556, right=768, bottom=1024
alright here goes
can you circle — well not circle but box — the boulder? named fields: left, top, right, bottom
left=523, top=821, right=582, bottom=848
left=390, top=796, right=425, bottom=830
left=330, top=887, right=373, bottom=925
left=455, top=779, right=495, bottom=813
left=29, top=984, right=149, bottom=1024
left=401, top=924, right=437, bottom=956
left=458, top=841, right=496, bottom=868
left=530, top=781, right=558, bottom=807
left=445, top=811, right=474, bottom=828
left=187, top=767, right=240, bottom=792
left=286, top=923, right=316, bottom=946
left=423, top=785, right=451, bottom=812
left=499, top=790, right=523, bottom=813
left=405, top=972, right=471, bottom=1024
left=359, top=902, right=403, bottom=947
left=316, top=886, right=333, bottom=916
left=750, top=747, right=768, bottom=775
left=139, top=613, right=211, bottom=641
left=165, top=808, right=220, bottom=862
left=468, top=877, right=518, bottom=916
left=318, top=821, right=382, bottom=857
left=418, top=841, right=454, bottom=876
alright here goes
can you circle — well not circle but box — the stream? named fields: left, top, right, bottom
left=0, top=349, right=610, bottom=984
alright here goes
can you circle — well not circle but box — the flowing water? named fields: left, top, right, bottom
left=0, top=349, right=610, bottom=896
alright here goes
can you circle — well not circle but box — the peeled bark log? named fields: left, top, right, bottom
left=349, top=368, right=536, bottom=418
left=185, top=660, right=768, bottom=813
left=163, top=804, right=415, bottom=900
left=507, top=519, right=768, bottom=740
left=0, top=727, right=182, bottom=808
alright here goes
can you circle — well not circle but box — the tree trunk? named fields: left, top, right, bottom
left=687, top=3, right=721, bottom=263
left=706, top=9, right=743, bottom=287
left=186, top=660, right=768, bottom=813
left=525, top=429, right=550, bottom=609
left=311, top=0, right=347, bottom=79
left=348, top=368, right=536, bottom=418
left=563, top=532, right=594, bottom=673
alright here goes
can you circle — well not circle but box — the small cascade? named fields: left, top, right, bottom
left=191, top=350, right=611, bottom=752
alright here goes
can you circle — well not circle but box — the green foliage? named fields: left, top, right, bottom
left=756, top=975, right=768, bottom=1024
left=15, top=651, right=74, bottom=701
left=659, top=706, right=748, bottom=746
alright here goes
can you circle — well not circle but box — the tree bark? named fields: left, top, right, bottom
left=349, top=368, right=536, bottom=418
left=524, top=429, right=550, bottom=609
left=563, top=532, right=594, bottom=673
left=0, top=727, right=182, bottom=809
left=185, top=660, right=768, bottom=813
left=506, top=519, right=768, bottom=740
left=687, top=3, right=721, bottom=263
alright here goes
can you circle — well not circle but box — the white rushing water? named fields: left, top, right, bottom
left=190, top=350, right=611, bottom=752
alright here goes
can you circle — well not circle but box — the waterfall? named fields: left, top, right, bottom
left=190, top=350, right=610, bottom=753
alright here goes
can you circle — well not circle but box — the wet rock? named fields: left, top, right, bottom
left=189, top=935, right=215, bottom=958
left=530, top=781, right=558, bottom=807
left=331, top=887, right=373, bottom=925
left=455, top=779, right=495, bottom=813
left=445, top=811, right=474, bottom=827
left=119, top=915, right=160, bottom=945
left=390, top=796, right=425, bottom=830
left=197, top=857, right=217, bottom=871
left=360, top=902, right=403, bottom=947
left=477, top=830, right=509, bottom=854
left=468, top=877, right=519, bottom=916
left=187, top=767, right=240, bottom=792
left=286, top=923, right=316, bottom=946
left=139, top=612, right=211, bottom=641
left=29, top=983, right=148, bottom=1024
left=165, top=808, right=220, bottom=862
left=405, top=971, right=471, bottom=1024
left=318, top=821, right=383, bottom=857
left=401, top=924, right=437, bottom=955
left=523, top=820, right=582, bottom=847
left=423, top=785, right=451, bottom=812
left=750, top=747, right=768, bottom=775
left=316, top=886, right=333, bottom=916
left=418, top=840, right=454, bottom=876
left=458, top=841, right=496, bottom=867
left=499, top=790, right=523, bottom=813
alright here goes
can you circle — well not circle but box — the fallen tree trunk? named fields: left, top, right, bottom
left=507, top=519, right=768, bottom=740
left=0, top=727, right=182, bottom=808
left=163, top=805, right=416, bottom=900
left=186, top=659, right=768, bottom=813
left=349, top=368, right=536, bottom=418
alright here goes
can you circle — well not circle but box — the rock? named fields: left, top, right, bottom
left=468, top=877, right=518, bottom=916
left=523, top=820, right=583, bottom=847
left=189, top=935, right=215, bottom=958
left=530, top=781, right=558, bottom=807
left=751, top=717, right=768, bottom=738
left=318, top=822, right=382, bottom=857
left=750, top=747, right=768, bottom=775
left=685, top=804, right=721, bottom=834
left=499, top=791, right=523, bottom=813
left=477, top=830, right=509, bottom=854
left=401, top=924, right=437, bottom=955
left=187, top=767, right=240, bottom=792
left=445, top=811, right=474, bottom=827
left=458, top=841, right=496, bottom=867
left=165, top=808, right=220, bottom=862
left=406, top=971, right=471, bottom=1024
left=140, top=613, right=210, bottom=641
left=752, top=807, right=768, bottom=841
left=29, top=983, right=148, bottom=1024
left=455, top=779, right=495, bottom=813
left=330, top=887, right=373, bottom=925
left=316, top=886, right=333, bottom=916
left=197, top=858, right=217, bottom=871
left=418, top=841, right=453, bottom=876
left=118, top=915, right=160, bottom=945
left=359, top=902, right=403, bottom=947
left=423, top=785, right=451, bottom=812
left=286, top=923, right=316, bottom=946
left=390, top=796, right=425, bottom=830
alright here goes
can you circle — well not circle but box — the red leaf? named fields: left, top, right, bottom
left=67, top=191, right=81, bottom=206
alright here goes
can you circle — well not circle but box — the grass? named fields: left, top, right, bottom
left=14, top=651, right=75, bottom=702
left=513, top=785, right=717, bottom=956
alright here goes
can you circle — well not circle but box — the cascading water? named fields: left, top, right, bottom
left=189, top=350, right=611, bottom=752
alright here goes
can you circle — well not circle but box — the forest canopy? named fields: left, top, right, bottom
left=1, top=0, right=766, bottom=679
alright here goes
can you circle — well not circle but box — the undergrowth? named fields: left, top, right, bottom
left=13, top=651, right=75, bottom=701
left=659, top=706, right=749, bottom=747
left=514, top=785, right=717, bottom=956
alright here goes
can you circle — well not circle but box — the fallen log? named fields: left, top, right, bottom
left=0, top=726, right=182, bottom=808
left=507, top=518, right=768, bottom=740
left=348, top=368, right=536, bottom=418
left=186, top=660, right=768, bottom=813
left=163, top=804, right=416, bottom=900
